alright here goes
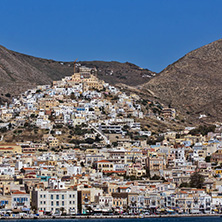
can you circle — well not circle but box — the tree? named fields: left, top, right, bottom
left=150, top=174, right=161, bottom=180
left=5, top=93, right=11, bottom=98
left=24, top=122, right=30, bottom=128
left=85, top=138, right=94, bottom=144
left=94, top=134, right=101, bottom=142
left=189, top=172, right=205, bottom=188
left=70, top=92, right=75, bottom=100
left=205, top=156, right=211, bottom=163
left=0, top=127, right=7, bottom=133
left=112, top=142, right=118, bottom=147
left=123, top=125, right=129, bottom=130
left=156, top=135, right=164, bottom=143
left=189, top=125, right=216, bottom=136
left=145, top=168, right=150, bottom=178
left=60, top=207, right=65, bottom=216
left=176, top=133, right=180, bottom=139
left=30, top=114, right=35, bottom=118
left=179, top=182, right=189, bottom=188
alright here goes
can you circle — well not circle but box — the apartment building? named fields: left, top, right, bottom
left=32, top=189, right=78, bottom=215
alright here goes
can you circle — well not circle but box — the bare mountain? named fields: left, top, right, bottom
left=0, top=45, right=155, bottom=102
left=2, top=39, right=222, bottom=123
left=79, top=61, right=155, bottom=86
left=142, top=39, right=222, bottom=122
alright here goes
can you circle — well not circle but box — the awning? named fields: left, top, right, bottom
left=12, top=209, right=22, bottom=213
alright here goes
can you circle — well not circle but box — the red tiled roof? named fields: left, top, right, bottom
left=103, top=170, right=126, bottom=173
left=12, top=191, right=27, bottom=195
left=22, top=168, right=35, bottom=170
left=0, top=147, right=13, bottom=150
left=97, top=160, right=110, bottom=163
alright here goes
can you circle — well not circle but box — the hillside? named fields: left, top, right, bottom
left=0, top=45, right=155, bottom=103
left=142, top=39, right=222, bottom=122
left=1, top=39, right=222, bottom=123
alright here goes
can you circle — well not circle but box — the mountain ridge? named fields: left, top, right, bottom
left=0, top=45, right=155, bottom=103
left=1, top=39, right=222, bottom=122
left=142, top=38, right=222, bottom=122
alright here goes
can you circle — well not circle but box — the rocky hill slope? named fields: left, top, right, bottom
left=142, top=39, right=222, bottom=122
left=0, top=45, right=155, bottom=103
left=1, top=39, right=222, bottom=123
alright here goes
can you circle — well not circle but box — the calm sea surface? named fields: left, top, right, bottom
left=2, top=218, right=222, bottom=222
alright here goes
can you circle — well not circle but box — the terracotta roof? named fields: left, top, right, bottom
left=0, top=147, right=13, bottom=150
left=126, top=182, right=133, bottom=185
left=22, top=168, right=35, bottom=170
left=97, top=160, right=111, bottom=163
left=12, top=191, right=27, bottom=195
left=119, top=187, right=130, bottom=189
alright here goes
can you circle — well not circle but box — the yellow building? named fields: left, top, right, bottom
left=48, top=138, right=59, bottom=148
left=96, top=160, right=113, bottom=173
left=147, top=157, right=165, bottom=171
left=71, top=72, right=104, bottom=91
left=0, top=144, right=22, bottom=154
left=38, top=98, right=59, bottom=110
left=1, top=112, right=13, bottom=121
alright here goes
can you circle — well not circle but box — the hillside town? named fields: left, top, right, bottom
left=0, top=65, right=222, bottom=217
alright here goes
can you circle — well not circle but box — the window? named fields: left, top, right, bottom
left=51, top=201, right=53, bottom=206
left=69, top=195, right=71, bottom=198
left=69, top=201, right=72, bottom=204
left=56, top=201, right=59, bottom=206
left=40, top=195, right=42, bottom=198
left=73, top=194, right=75, bottom=198
left=62, top=201, right=64, bottom=206
left=73, top=201, right=75, bottom=204
left=56, top=195, right=59, bottom=200
left=44, top=195, right=46, bottom=198
left=51, top=195, right=53, bottom=200
left=62, top=195, right=64, bottom=199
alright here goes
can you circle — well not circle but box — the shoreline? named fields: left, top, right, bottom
left=0, top=214, right=221, bottom=220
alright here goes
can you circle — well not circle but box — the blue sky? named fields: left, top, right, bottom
left=0, top=0, right=222, bottom=72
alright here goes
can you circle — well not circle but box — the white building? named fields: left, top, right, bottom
left=0, top=164, right=15, bottom=176
left=11, top=191, right=30, bottom=210
left=32, top=189, right=78, bottom=215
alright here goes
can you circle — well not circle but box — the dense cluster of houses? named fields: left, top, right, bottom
left=0, top=66, right=222, bottom=216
